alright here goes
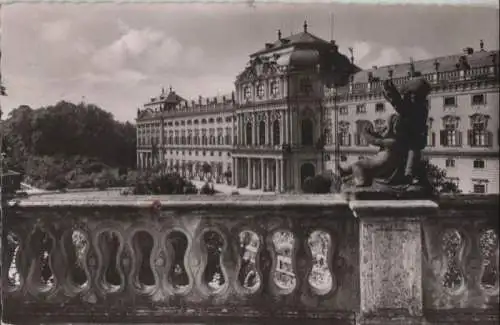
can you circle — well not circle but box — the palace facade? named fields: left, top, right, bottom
left=136, top=22, right=499, bottom=194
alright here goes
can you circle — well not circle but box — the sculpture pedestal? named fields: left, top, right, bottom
left=342, top=180, right=433, bottom=201
left=349, top=200, right=438, bottom=325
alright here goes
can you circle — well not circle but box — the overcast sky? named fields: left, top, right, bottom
left=1, top=2, right=499, bottom=122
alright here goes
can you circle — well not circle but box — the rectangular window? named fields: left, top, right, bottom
left=339, top=132, right=351, bottom=146
left=468, top=130, right=492, bottom=147
left=356, top=104, right=366, bottom=114
left=473, top=159, right=485, bottom=169
left=445, top=158, right=455, bottom=168
left=339, top=106, right=349, bottom=115
left=443, top=96, right=456, bottom=107
left=473, top=184, right=486, bottom=194
left=471, top=94, right=486, bottom=105
left=375, top=103, right=385, bottom=113
left=440, top=130, right=462, bottom=147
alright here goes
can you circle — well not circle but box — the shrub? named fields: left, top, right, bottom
left=200, top=182, right=216, bottom=195
left=302, top=175, right=332, bottom=194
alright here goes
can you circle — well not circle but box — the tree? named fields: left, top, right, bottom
left=421, top=160, right=461, bottom=194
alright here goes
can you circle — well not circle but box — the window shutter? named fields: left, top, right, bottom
left=432, top=132, right=436, bottom=147
left=440, top=130, right=446, bottom=146
left=349, top=133, right=352, bottom=146
left=487, top=131, right=493, bottom=147
left=458, top=131, right=462, bottom=146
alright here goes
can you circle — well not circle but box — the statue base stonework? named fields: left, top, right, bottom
left=341, top=179, right=434, bottom=201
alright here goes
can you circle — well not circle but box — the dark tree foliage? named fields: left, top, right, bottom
left=421, top=159, right=461, bottom=194
left=129, top=172, right=198, bottom=195
left=1, top=101, right=136, bottom=189
left=2, top=102, right=136, bottom=170
left=302, top=175, right=332, bottom=194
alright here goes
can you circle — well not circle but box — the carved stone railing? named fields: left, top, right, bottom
left=422, top=195, right=499, bottom=323
left=1, top=194, right=499, bottom=324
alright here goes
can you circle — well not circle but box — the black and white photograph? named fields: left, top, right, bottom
left=0, top=1, right=499, bottom=324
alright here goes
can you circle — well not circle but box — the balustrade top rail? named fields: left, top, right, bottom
left=8, top=193, right=350, bottom=209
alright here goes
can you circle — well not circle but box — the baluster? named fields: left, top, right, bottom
left=5, top=231, right=22, bottom=291
left=237, top=230, right=261, bottom=294
left=27, top=226, right=56, bottom=295
left=271, top=230, right=296, bottom=294
left=479, top=228, right=499, bottom=292
left=307, top=230, right=335, bottom=296
left=166, top=231, right=190, bottom=293
left=131, top=231, right=156, bottom=293
left=202, top=230, right=227, bottom=294
left=97, top=231, right=123, bottom=293
left=62, top=228, right=89, bottom=291
left=441, top=229, right=465, bottom=292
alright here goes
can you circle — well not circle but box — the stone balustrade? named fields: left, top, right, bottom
left=1, top=193, right=498, bottom=324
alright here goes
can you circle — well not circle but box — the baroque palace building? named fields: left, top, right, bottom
left=136, top=22, right=499, bottom=194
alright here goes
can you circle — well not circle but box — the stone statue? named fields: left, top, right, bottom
left=338, top=77, right=433, bottom=198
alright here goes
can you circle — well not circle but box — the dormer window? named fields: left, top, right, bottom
left=243, top=86, right=251, bottom=99
left=257, top=84, right=265, bottom=98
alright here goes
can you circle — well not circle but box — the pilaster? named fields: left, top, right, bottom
left=349, top=200, right=439, bottom=325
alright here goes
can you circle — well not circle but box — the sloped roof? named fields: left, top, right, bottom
left=252, top=31, right=330, bottom=57
left=352, top=49, right=498, bottom=83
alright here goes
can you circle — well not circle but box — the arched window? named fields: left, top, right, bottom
left=259, top=121, right=266, bottom=145
left=301, top=118, right=314, bottom=146
left=273, top=120, right=281, bottom=145
left=246, top=122, right=253, bottom=145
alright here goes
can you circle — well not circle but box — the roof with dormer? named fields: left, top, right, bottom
left=352, top=49, right=498, bottom=83
left=251, top=30, right=331, bottom=57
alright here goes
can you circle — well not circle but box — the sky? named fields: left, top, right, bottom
left=1, top=1, right=499, bottom=122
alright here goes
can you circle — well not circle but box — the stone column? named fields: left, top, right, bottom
left=275, top=159, right=280, bottom=192
left=349, top=200, right=438, bottom=325
left=265, top=113, right=270, bottom=146
left=252, top=115, right=257, bottom=146
left=266, top=160, right=271, bottom=192
left=284, top=111, right=289, bottom=144
left=242, top=115, right=246, bottom=146
left=279, top=159, right=285, bottom=192
left=247, top=158, right=252, bottom=189
left=252, top=159, right=257, bottom=189
left=260, top=158, right=265, bottom=190
left=280, top=112, right=285, bottom=145
left=233, top=158, right=240, bottom=188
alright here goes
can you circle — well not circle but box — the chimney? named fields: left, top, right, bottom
left=303, top=20, right=308, bottom=33
left=372, top=65, right=378, bottom=70
left=278, top=29, right=282, bottom=40
left=480, top=39, right=485, bottom=51
left=463, top=47, right=474, bottom=55
left=388, top=68, right=394, bottom=79
left=265, top=43, right=273, bottom=49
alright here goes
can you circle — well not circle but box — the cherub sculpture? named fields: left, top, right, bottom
left=338, top=77, right=432, bottom=192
